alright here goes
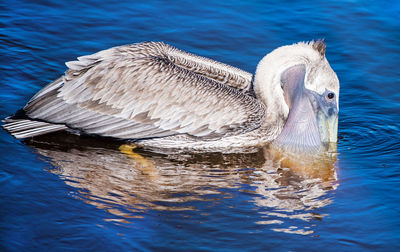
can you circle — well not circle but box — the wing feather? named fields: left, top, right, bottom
left=23, top=42, right=265, bottom=140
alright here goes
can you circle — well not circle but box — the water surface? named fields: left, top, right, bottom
left=1, top=0, right=399, bottom=251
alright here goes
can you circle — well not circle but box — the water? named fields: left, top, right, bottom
left=1, top=0, right=399, bottom=251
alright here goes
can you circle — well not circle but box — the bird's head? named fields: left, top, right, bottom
left=253, top=40, right=339, bottom=154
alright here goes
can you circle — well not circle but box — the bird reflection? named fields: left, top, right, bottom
left=25, top=132, right=338, bottom=235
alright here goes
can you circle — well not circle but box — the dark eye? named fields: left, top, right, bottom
left=327, top=92, right=335, bottom=99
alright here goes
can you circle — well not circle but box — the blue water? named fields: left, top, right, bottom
left=1, top=0, right=400, bottom=251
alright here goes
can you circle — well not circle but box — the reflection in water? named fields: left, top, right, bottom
left=26, top=133, right=338, bottom=235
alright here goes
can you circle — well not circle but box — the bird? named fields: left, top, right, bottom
left=2, top=40, right=339, bottom=153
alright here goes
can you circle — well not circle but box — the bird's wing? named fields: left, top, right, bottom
left=24, top=42, right=265, bottom=140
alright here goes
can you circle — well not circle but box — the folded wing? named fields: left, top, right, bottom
left=21, top=42, right=265, bottom=140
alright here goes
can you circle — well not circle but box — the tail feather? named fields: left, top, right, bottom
left=2, top=118, right=68, bottom=139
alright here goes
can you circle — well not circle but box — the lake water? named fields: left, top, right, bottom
left=1, top=0, right=399, bottom=251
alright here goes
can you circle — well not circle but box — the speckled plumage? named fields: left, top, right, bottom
left=3, top=41, right=339, bottom=153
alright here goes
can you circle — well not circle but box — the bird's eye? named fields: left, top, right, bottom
left=327, top=92, right=335, bottom=100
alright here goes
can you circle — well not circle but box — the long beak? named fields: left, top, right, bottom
left=311, top=89, right=339, bottom=149
left=273, top=65, right=338, bottom=155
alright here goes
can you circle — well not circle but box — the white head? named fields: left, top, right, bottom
left=253, top=40, right=340, bottom=154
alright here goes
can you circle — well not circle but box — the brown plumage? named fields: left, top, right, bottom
left=3, top=40, right=339, bottom=153
left=4, top=42, right=265, bottom=140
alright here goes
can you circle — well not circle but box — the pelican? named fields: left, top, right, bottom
left=3, top=40, right=339, bottom=153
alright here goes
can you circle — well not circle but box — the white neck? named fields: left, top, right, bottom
left=252, top=41, right=338, bottom=132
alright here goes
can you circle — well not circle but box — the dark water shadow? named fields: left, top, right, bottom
left=24, top=132, right=339, bottom=235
